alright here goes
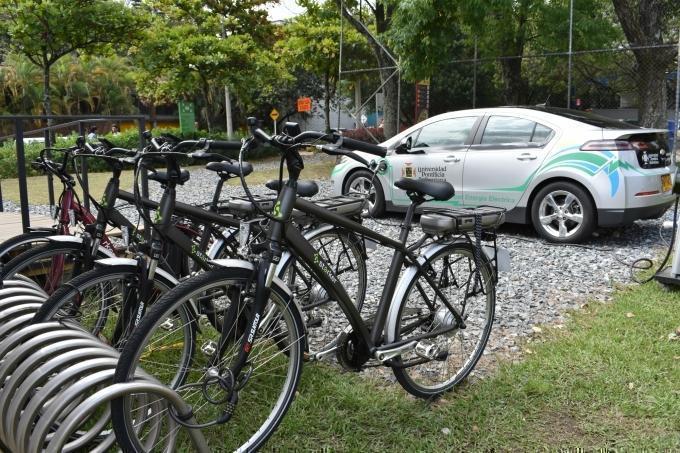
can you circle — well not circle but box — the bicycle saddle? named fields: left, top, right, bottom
left=148, top=169, right=190, bottom=185
left=265, top=179, right=319, bottom=198
left=206, top=160, right=253, bottom=178
left=394, top=178, right=454, bottom=201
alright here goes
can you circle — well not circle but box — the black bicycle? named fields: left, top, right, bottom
left=109, top=119, right=505, bottom=452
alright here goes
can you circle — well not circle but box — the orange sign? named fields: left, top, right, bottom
left=297, top=97, right=312, bottom=113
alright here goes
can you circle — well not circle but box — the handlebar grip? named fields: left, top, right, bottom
left=340, top=137, right=386, bottom=157
left=252, top=128, right=272, bottom=143
left=188, top=151, right=228, bottom=162
left=208, top=140, right=241, bottom=152
left=105, top=148, right=137, bottom=158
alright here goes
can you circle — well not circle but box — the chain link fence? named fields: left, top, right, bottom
left=429, top=42, right=680, bottom=150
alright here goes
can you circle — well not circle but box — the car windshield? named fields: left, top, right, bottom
left=523, top=106, right=643, bottom=129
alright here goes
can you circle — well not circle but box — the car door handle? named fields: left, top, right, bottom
left=516, top=153, right=537, bottom=161
left=443, top=155, right=461, bottom=163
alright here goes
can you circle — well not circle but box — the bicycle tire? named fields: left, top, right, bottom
left=389, top=242, right=495, bottom=398
left=0, top=231, right=53, bottom=263
left=279, top=227, right=367, bottom=356
left=0, top=241, right=112, bottom=295
left=32, top=264, right=191, bottom=352
left=111, top=265, right=305, bottom=452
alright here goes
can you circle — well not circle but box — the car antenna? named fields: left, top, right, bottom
left=536, top=94, right=551, bottom=107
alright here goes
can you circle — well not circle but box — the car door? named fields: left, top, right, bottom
left=462, top=115, right=554, bottom=209
left=388, top=116, right=480, bottom=207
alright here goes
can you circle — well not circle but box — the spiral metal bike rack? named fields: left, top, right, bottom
left=0, top=278, right=207, bottom=452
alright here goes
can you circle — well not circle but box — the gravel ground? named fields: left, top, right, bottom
left=3, top=154, right=675, bottom=382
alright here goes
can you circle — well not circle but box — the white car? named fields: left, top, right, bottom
left=331, top=107, right=675, bottom=242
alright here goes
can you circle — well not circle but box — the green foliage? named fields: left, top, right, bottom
left=130, top=0, right=286, bottom=131
left=0, top=53, right=137, bottom=117
left=0, top=127, right=276, bottom=179
left=0, top=0, right=147, bottom=116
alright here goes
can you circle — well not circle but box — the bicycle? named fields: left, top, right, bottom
left=32, top=134, right=368, bottom=356
left=109, top=119, right=506, bottom=451
left=0, top=138, right=106, bottom=264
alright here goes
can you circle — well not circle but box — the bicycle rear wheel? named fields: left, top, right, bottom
left=280, top=227, right=366, bottom=356
left=389, top=242, right=495, bottom=398
left=111, top=265, right=305, bottom=452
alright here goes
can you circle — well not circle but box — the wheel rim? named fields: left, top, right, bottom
left=538, top=190, right=584, bottom=239
left=347, top=176, right=376, bottom=212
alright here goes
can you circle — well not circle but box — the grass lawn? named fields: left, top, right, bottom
left=268, top=282, right=680, bottom=450
left=0, top=157, right=336, bottom=205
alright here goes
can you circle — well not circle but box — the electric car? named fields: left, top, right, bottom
left=331, top=106, right=675, bottom=243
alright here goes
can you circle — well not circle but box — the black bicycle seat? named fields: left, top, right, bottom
left=265, top=179, right=319, bottom=198
left=148, top=169, right=190, bottom=185
left=394, top=178, right=454, bottom=201
left=206, top=160, right=253, bottom=178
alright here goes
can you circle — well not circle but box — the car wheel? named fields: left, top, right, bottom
left=343, top=169, right=385, bottom=217
left=531, top=182, right=595, bottom=243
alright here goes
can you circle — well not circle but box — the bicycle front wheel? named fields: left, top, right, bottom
left=111, top=265, right=305, bottom=452
left=389, top=242, right=495, bottom=398
left=31, top=264, right=191, bottom=351
left=0, top=241, right=113, bottom=295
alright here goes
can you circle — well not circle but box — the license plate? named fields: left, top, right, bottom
left=661, top=174, right=672, bottom=193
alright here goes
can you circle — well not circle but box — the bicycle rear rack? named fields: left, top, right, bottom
left=0, top=279, right=208, bottom=453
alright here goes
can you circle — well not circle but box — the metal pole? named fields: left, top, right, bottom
left=397, top=58, right=401, bottom=134
left=338, top=0, right=344, bottom=130
left=673, top=31, right=680, bottom=165
left=78, top=121, right=90, bottom=210
left=225, top=85, right=233, bottom=138
left=566, top=0, right=574, bottom=108
left=473, top=36, right=478, bottom=109
left=15, top=119, right=31, bottom=232
left=0, top=180, right=3, bottom=213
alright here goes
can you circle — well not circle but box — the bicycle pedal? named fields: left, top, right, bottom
left=160, top=318, right=175, bottom=331
left=306, top=317, right=323, bottom=328
left=201, top=340, right=217, bottom=356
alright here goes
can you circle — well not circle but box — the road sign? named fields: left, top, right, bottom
left=270, top=109, right=279, bottom=121
left=297, top=97, right=312, bottom=113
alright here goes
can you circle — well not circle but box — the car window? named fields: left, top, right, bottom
left=531, top=123, right=553, bottom=143
left=413, top=117, right=477, bottom=148
left=481, top=116, right=553, bottom=145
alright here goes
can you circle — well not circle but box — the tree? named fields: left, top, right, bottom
left=131, top=0, right=283, bottom=131
left=611, top=0, right=680, bottom=127
left=0, top=0, right=145, bottom=124
left=279, top=1, right=370, bottom=132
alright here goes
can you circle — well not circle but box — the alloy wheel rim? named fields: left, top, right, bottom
left=347, top=177, right=376, bottom=212
left=538, top=190, right=584, bottom=239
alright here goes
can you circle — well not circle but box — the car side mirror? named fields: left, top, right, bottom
left=395, top=137, right=412, bottom=154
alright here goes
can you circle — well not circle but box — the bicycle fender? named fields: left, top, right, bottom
left=384, top=241, right=464, bottom=344
left=45, top=235, right=116, bottom=258
left=211, top=258, right=300, bottom=318
left=206, top=228, right=238, bottom=260
left=275, top=223, right=336, bottom=277
left=93, top=258, right=180, bottom=286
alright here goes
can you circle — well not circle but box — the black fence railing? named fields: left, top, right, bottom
left=0, top=115, right=148, bottom=233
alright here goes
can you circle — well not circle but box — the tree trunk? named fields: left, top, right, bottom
left=42, top=62, right=54, bottom=143
left=500, top=58, right=527, bottom=105
left=635, top=51, right=668, bottom=128
left=336, top=0, right=399, bottom=139
left=611, top=0, right=675, bottom=128
left=201, top=81, right=212, bottom=133
left=324, top=71, right=332, bottom=133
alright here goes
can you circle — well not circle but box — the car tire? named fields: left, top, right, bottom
left=531, top=181, right=596, bottom=243
left=343, top=169, right=385, bottom=217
